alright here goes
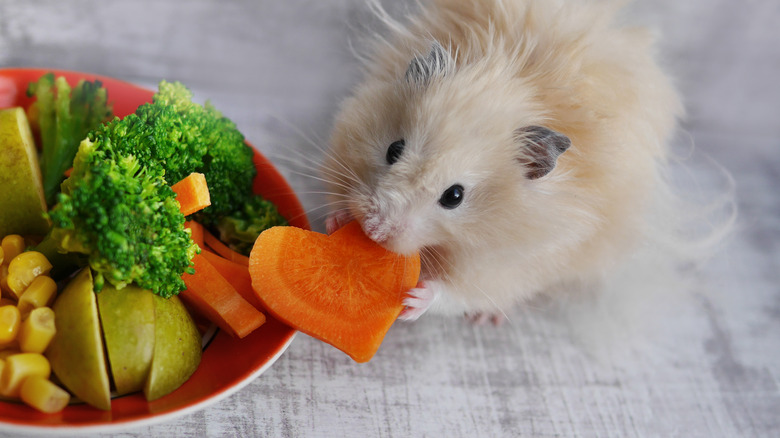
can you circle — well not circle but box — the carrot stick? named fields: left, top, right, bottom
left=203, top=228, right=249, bottom=266
left=181, top=253, right=265, bottom=338
left=199, top=248, right=263, bottom=310
left=184, top=221, right=204, bottom=248
left=172, top=172, right=211, bottom=216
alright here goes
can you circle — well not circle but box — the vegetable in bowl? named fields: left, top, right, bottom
left=0, top=69, right=307, bottom=423
left=1, top=72, right=293, bottom=411
left=35, top=79, right=286, bottom=297
left=44, top=134, right=196, bottom=297
left=27, top=72, right=113, bottom=207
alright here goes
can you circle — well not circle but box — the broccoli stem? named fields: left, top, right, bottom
left=27, top=73, right=113, bottom=206
left=33, top=231, right=84, bottom=281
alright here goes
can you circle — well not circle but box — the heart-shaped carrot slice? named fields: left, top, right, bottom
left=248, top=221, right=420, bottom=362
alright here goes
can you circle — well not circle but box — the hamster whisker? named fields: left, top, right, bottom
left=257, top=129, right=361, bottom=189
left=263, top=151, right=351, bottom=190
left=303, top=200, right=351, bottom=224
left=264, top=149, right=327, bottom=178
left=294, top=171, right=355, bottom=194
left=293, top=191, right=351, bottom=199
left=265, top=114, right=331, bottom=155
left=321, top=164, right=362, bottom=189
left=321, top=151, right=362, bottom=187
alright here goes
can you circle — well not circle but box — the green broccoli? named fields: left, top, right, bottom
left=120, top=81, right=283, bottom=250
left=123, top=81, right=256, bottom=225
left=40, top=122, right=197, bottom=298
left=215, top=195, right=288, bottom=256
left=27, top=73, right=113, bottom=206
left=33, top=79, right=283, bottom=296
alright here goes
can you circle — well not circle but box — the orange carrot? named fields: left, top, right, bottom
left=181, top=253, right=266, bottom=338
left=248, top=221, right=420, bottom=363
left=171, top=172, right=211, bottom=216
left=184, top=221, right=204, bottom=248
left=204, top=228, right=249, bottom=266
left=199, top=248, right=263, bottom=310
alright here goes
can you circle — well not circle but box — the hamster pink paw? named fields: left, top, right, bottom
left=399, top=281, right=438, bottom=321
left=465, top=312, right=506, bottom=326
left=325, top=209, right=353, bottom=234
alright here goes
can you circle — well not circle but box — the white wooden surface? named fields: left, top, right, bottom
left=1, top=1, right=779, bottom=436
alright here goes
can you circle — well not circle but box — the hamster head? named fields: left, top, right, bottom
left=323, top=42, right=571, bottom=256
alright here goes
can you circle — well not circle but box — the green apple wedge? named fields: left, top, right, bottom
left=0, top=107, right=50, bottom=236
left=46, top=268, right=111, bottom=410
left=144, top=293, right=202, bottom=401
left=96, top=283, right=155, bottom=396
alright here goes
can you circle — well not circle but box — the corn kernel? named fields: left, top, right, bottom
left=1, top=235, right=25, bottom=264
left=17, top=276, right=56, bottom=319
left=6, top=251, right=52, bottom=299
left=0, top=305, right=20, bottom=344
left=17, top=307, right=55, bottom=354
left=0, top=246, right=4, bottom=265
left=20, top=376, right=70, bottom=413
left=0, top=352, right=50, bottom=398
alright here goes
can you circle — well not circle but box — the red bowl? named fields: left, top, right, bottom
left=0, top=68, right=308, bottom=432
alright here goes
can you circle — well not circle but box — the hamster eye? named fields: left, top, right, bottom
left=439, top=184, right=464, bottom=209
left=386, top=139, right=405, bottom=165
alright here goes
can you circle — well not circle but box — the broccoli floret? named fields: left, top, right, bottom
left=32, top=79, right=278, bottom=296
left=42, top=131, right=197, bottom=298
left=27, top=73, right=113, bottom=206
left=215, top=195, right=288, bottom=256
left=126, top=81, right=256, bottom=225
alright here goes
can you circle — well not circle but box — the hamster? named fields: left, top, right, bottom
left=321, top=0, right=683, bottom=321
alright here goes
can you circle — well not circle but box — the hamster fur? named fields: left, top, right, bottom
left=322, top=0, right=685, bottom=319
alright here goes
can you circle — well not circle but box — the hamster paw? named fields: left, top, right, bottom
left=398, top=281, right=438, bottom=321
left=465, top=312, right=506, bottom=326
left=325, top=209, right=353, bottom=234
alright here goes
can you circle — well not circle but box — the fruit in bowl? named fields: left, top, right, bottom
left=46, top=268, right=202, bottom=410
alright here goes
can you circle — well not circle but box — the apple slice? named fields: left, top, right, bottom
left=96, top=283, right=155, bottom=396
left=49, top=269, right=203, bottom=406
left=46, top=268, right=111, bottom=410
left=143, top=294, right=202, bottom=401
left=0, top=107, right=49, bottom=236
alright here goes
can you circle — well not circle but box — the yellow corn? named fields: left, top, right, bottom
left=20, top=376, right=70, bottom=413
left=17, top=307, right=55, bottom=354
left=0, top=305, right=20, bottom=345
left=0, top=352, right=51, bottom=398
left=6, top=251, right=52, bottom=299
left=17, top=276, right=56, bottom=319
left=0, top=298, right=15, bottom=307
left=1, top=235, right=25, bottom=264
left=0, top=245, right=4, bottom=265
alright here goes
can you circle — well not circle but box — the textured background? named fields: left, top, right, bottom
left=1, top=0, right=778, bottom=436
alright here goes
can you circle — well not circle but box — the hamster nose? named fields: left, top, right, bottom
left=362, top=215, right=395, bottom=244
left=363, top=220, right=389, bottom=243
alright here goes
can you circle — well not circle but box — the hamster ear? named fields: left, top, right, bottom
left=515, top=126, right=571, bottom=179
left=405, top=41, right=452, bottom=85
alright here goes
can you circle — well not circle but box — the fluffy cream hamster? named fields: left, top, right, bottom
left=321, top=0, right=683, bottom=320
